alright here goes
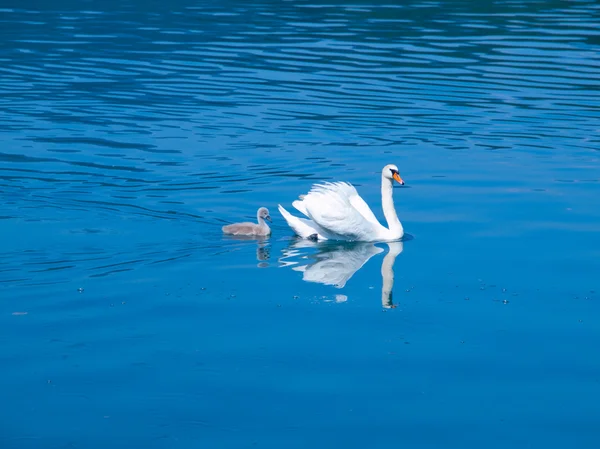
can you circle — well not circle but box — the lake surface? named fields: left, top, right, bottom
left=1, top=0, right=600, bottom=448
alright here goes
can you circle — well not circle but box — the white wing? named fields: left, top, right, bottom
left=278, top=205, right=320, bottom=239
left=346, top=186, right=381, bottom=226
left=293, top=182, right=380, bottom=226
left=292, top=199, right=309, bottom=217
left=301, top=182, right=383, bottom=241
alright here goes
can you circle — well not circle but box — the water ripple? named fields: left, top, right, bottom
left=0, top=0, right=599, bottom=285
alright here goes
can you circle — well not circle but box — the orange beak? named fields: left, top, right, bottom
left=393, top=172, right=404, bottom=185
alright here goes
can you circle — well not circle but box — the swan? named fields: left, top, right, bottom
left=222, top=207, right=272, bottom=236
left=278, top=164, right=405, bottom=242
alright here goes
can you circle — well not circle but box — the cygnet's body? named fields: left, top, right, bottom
left=222, top=207, right=272, bottom=236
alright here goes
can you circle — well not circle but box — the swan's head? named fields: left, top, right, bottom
left=258, top=207, right=272, bottom=222
left=383, top=164, right=404, bottom=185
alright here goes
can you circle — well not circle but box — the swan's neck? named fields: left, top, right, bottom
left=256, top=215, right=269, bottom=229
left=381, top=178, right=403, bottom=237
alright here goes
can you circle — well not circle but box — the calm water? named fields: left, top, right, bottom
left=1, top=0, right=600, bottom=447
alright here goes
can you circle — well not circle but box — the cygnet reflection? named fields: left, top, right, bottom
left=279, top=239, right=404, bottom=308
left=223, top=234, right=271, bottom=267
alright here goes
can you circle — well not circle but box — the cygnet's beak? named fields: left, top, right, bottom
left=265, top=215, right=272, bottom=222
left=393, top=172, right=405, bottom=185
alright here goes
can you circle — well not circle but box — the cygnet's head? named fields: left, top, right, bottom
left=257, top=207, right=272, bottom=222
left=382, top=164, right=404, bottom=185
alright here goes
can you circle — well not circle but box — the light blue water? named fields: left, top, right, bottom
left=1, top=1, right=600, bottom=448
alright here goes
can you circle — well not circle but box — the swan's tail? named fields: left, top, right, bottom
left=278, top=204, right=324, bottom=239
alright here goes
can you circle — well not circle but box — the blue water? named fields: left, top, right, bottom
left=1, top=0, right=600, bottom=447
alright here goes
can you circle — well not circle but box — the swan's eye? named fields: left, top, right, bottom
left=390, top=169, right=397, bottom=175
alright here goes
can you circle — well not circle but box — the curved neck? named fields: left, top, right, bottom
left=381, top=177, right=403, bottom=236
left=256, top=214, right=269, bottom=228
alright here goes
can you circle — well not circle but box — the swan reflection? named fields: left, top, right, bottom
left=279, top=239, right=403, bottom=308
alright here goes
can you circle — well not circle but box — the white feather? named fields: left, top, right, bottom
left=277, top=204, right=327, bottom=239
left=292, top=199, right=309, bottom=217
left=278, top=165, right=404, bottom=242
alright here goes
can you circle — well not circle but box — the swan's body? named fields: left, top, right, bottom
left=278, top=164, right=405, bottom=242
left=222, top=207, right=272, bottom=237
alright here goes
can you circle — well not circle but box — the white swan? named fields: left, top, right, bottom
left=278, top=164, right=405, bottom=242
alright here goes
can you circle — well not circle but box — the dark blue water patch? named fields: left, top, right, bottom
left=28, top=137, right=159, bottom=151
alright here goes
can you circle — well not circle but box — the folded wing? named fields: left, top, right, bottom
left=301, top=182, right=382, bottom=241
